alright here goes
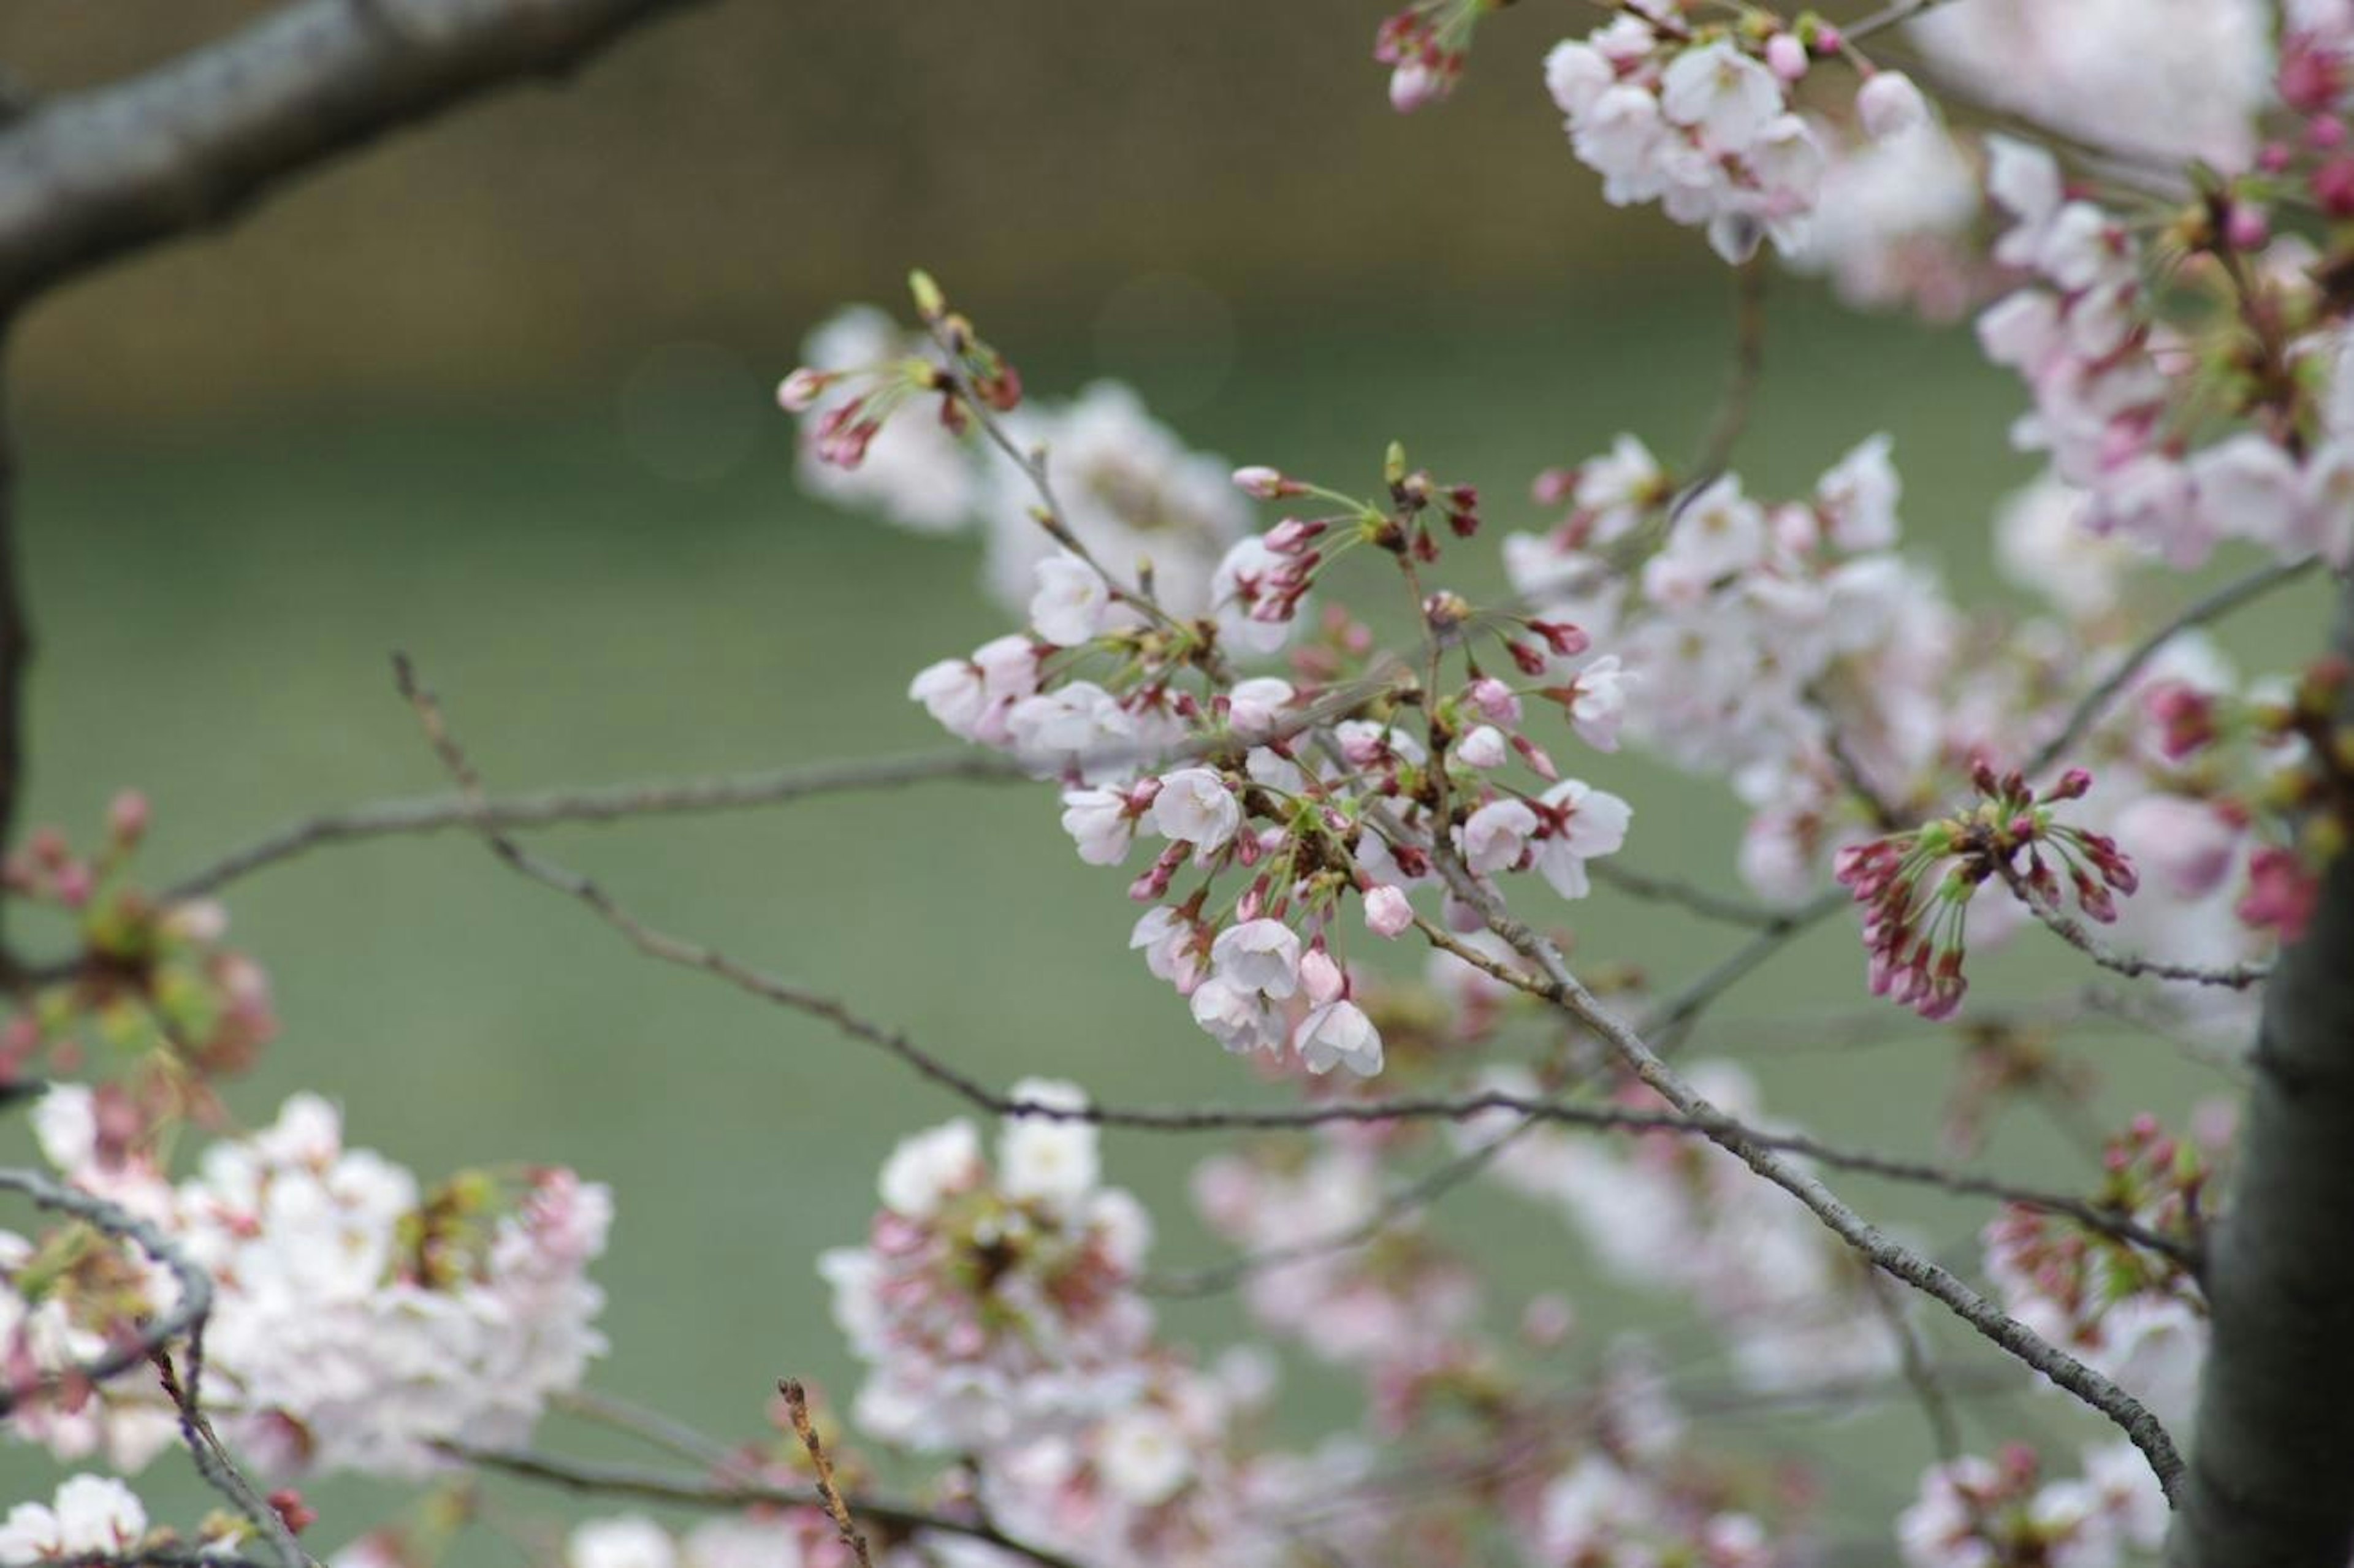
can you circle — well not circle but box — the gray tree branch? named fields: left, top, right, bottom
left=0, top=0, right=721, bottom=304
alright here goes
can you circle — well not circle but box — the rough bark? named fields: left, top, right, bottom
left=2170, top=571, right=2354, bottom=1567
left=0, top=0, right=720, bottom=304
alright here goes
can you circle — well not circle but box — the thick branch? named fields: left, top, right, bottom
left=0, top=0, right=722, bottom=303
left=0, top=348, right=25, bottom=907
left=2169, top=574, right=2354, bottom=1566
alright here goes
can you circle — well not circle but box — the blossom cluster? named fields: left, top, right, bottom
left=821, top=1089, right=1377, bottom=1567
left=820, top=1080, right=1154, bottom=1451
left=1976, top=139, right=2354, bottom=573
left=1897, top=1443, right=2166, bottom=1568
left=1541, top=12, right=1926, bottom=264
left=787, top=282, right=1649, bottom=1079
left=1983, top=1113, right=2220, bottom=1434
left=4, top=1087, right=611, bottom=1480
left=1, top=797, right=278, bottom=1102
left=1836, top=763, right=2137, bottom=1019
left=0, top=1474, right=189, bottom=1566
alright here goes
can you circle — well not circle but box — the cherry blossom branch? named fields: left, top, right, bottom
left=390, top=661, right=2198, bottom=1277
left=444, top=1444, right=1092, bottom=1568
left=395, top=660, right=2200, bottom=1475
left=158, top=750, right=1026, bottom=903
left=390, top=654, right=1021, bottom=1116
left=1422, top=853, right=2190, bottom=1498
left=2024, top=555, right=2320, bottom=780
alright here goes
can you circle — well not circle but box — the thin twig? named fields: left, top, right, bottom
left=2024, top=555, right=2321, bottom=779
left=445, top=1444, right=1091, bottom=1568
left=160, top=752, right=1027, bottom=903
left=779, top=1379, right=872, bottom=1568
left=153, top=1349, right=314, bottom=1568
left=1427, top=848, right=2189, bottom=1500
left=553, top=1386, right=747, bottom=1475
left=2001, top=865, right=2271, bottom=992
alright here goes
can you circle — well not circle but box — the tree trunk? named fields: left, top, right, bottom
left=2169, top=570, right=2354, bottom=1567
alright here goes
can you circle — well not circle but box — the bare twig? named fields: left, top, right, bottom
left=779, top=1379, right=873, bottom=1568
left=2024, top=556, right=2321, bottom=780
left=160, top=751, right=1026, bottom=902
left=445, top=1444, right=1091, bottom=1568
left=153, top=1350, right=314, bottom=1568
left=1428, top=848, right=2188, bottom=1499
left=2000, top=865, right=2271, bottom=992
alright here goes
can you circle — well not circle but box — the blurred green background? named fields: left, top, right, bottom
left=0, top=0, right=2309, bottom=1555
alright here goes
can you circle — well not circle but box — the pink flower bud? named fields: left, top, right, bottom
left=2224, top=202, right=2270, bottom=251
left=1856, top=71, right=1929, bottom=140
left=1233, top=465, right=1297, bottom=499
left=1468, top=677, right=1522, bottom=726
left=1300, top=947, right=1346, bottom=1006
left=1363, top=885, right=1414, bottom=938
left=1765, top=32, right=1807, bottom=82
left=775, top=368, right=831, bottom=412
left=107, top=789, right=150, bottom=844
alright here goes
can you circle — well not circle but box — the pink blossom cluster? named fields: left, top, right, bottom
left=1504, top=432, right=1945, bottom=904
left=1897, top=1444, right=2167, bottom=1568
left=1982, top=1114, right=2219, bottom=1434
left=1, top=799, right=278, bottom=1097
left=1541, top=12, right=1927, bottom=264
left=822, top=1094, right=1395, bottom=1567
left=1837, top=764, right=2136, bottom=1019
left=820, top=1083, right=1154, bottom=1451
left=1373, top=1, right=1484, bottom=113
left=4, top=1088, right=611, bottom=1479
left=1977, top=137, right=2354, bottom=570
left=839, top=339, right=1640, bottom=1076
